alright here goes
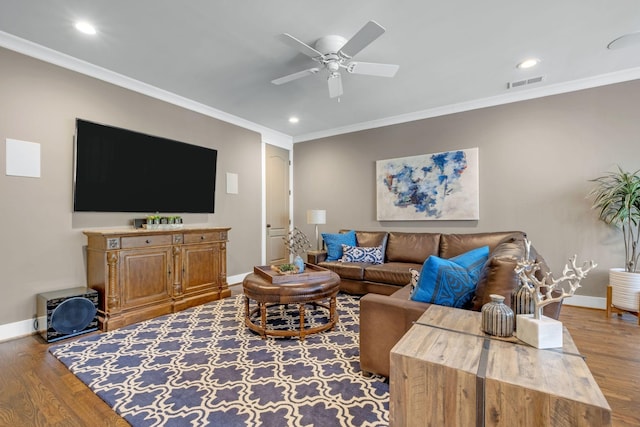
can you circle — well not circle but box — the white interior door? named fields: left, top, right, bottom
left=265, top=144, right=290, bottom=266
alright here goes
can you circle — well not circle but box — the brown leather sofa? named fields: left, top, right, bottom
left=309, top=230, right=561, bottom=378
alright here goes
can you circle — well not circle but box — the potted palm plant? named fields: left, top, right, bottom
left=590, top=166, right=640, bottom=312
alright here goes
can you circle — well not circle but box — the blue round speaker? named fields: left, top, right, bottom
left=50, top=296, right=98, bottom=335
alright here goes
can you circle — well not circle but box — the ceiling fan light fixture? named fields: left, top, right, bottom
left=327, top=61, right=340, bottom=73
left=516, top=58, right=540, bottom=69
left=272, top=20, right=399, bottom=99
left=75, top=21, right=97, bottom=35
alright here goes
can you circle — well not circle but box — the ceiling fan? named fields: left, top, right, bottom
left=271, top=20, right=399, bottom=99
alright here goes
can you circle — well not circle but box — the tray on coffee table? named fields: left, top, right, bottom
left=254, top=263, right=333, bottom=284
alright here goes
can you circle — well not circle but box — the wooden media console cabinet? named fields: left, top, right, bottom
left=84, top=226, right=230, bottom=331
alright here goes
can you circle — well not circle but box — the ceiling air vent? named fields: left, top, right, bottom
left=507, top=75, right=545, bottom=89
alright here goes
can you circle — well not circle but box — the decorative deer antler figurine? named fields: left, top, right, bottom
left=515, top=239, right=597, bottom=319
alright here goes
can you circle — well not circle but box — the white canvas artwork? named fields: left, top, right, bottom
left=376, top=147, right=479, bottom=221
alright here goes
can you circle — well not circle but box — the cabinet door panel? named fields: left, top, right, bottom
left=120, top=247, right=172, bottom=308
left=182, top=244, right=219, bottom=293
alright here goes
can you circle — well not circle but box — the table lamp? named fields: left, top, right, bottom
left=307, top=209, right=326, bottom=251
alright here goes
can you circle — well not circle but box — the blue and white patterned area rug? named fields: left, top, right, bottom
left=50, top=293, right=389, bottom=427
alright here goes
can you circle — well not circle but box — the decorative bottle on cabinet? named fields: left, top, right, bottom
left=482, top=294, right=515, bottom=337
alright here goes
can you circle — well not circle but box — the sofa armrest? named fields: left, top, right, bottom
left=307, top=250, right=327, bottom=264
left=359, top=289, right=430, bottom=378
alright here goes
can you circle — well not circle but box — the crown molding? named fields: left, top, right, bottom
left=4, top=30, right=638, bottom=148
left=293, top=67, right=640, bottom=143
left=0, top=31, right=293, bottom=148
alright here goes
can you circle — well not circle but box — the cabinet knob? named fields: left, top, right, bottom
left=145, top=239, right=151, bottom=244
left=200, top=235, right=205, bottom=240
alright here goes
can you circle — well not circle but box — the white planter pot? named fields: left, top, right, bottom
left=610, top=268, right=640, bottom=312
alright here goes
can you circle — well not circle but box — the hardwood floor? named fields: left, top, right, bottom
left=559, top=306, right=640, bottom=427
left=0, top=304, right=637, bottom=426
left=0, top=332, right=128, bottom=427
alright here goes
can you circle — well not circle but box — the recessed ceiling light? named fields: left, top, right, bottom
left=516, top=58, right=540, bottom=69
left=75, top=21, right=97, bottom=35
left=288, top=117, right=299, bottom=124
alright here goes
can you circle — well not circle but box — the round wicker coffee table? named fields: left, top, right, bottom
left=242, top=271, right=340, bottom=340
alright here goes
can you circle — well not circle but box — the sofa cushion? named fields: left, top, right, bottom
left=386, top=232, right=441, bottom=264
left=321, top=230, right=356, bottom=261
left=340, top=245, right=384, bottom=264
left=392, top=284, right=416, bottom=300
left=354, top=231, right=389, bottom=249
left=439, top=231, right=525, bottom=258
left=411, top=246, right=489, bottom=308
left=364, top=262, right=423, bottom=286
left=318, top=261, right=367, bottom=280
left=471, top=237, right=525, bottom=311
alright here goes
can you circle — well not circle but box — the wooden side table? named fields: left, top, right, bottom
left=390, top=305, right=611, bottom=427
left=306, top=250, right=327, bottom=264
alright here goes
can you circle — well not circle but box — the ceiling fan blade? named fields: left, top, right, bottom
left=347, top=62, right=399, bottom=77
left=279, top=33, right=323, bottom=58
left=339, top=20, right=386, bottom=58
left=271, top=67, right=320, bottom=85
left=328, top=73, right=343, bottom=98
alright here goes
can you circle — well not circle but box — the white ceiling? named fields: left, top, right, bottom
left=1, top=1, right=640, bottom=142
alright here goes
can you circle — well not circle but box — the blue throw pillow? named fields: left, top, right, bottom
left=321, top=230, right=356, bottom=261
left=411, top=246, right=489, bottom=308
left=449, top=245, right=489, bottom=283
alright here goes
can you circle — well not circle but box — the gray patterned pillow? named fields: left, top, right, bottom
left=409, top=268, right=421, bottom=296
left=340, top=244, right=383, bottom=264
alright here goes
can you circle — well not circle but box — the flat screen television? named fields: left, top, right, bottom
left=73, top=119, right=217, bottom=213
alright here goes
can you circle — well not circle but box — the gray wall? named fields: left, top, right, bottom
left=0, top=47, right=262, bottom=327
left=294, top=79, right=640, bottom=298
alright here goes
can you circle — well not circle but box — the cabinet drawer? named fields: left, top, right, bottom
left=184, top=232, right=223, bottom=244
left=121, top=234, right=172, bottom=249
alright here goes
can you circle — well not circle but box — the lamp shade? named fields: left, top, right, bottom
left=307, top=209, right=326, bottom=225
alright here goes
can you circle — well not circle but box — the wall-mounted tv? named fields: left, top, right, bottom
left=73, top=119, right=217, bottom=213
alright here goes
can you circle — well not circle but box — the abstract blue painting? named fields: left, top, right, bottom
left=376, top=148, right=479, bottom=220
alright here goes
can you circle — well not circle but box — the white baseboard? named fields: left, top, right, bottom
left=0, top=277, right=604, bottom=343
left=227, top=272, right=249, bottom=286
left=562, top=295, right=606, bottom=310
left=0, top=318, right=38, bottom=343
left=1, top=274, right=253, bottom=343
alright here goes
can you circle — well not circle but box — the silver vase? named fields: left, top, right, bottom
left=482, top=294, right=514, bottom=337
left=513, top=282, right=535, bottom=315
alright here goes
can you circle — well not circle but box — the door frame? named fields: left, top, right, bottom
left=261, top=140, right=293, bottom=265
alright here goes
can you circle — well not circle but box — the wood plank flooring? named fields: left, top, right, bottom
left=559, top=306, right=640, bottom=427
left=0, top=304, right=638, bottom=426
